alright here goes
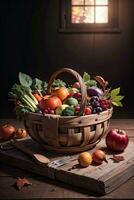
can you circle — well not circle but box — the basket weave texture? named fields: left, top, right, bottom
left=23, top=68, right=113, bottom=153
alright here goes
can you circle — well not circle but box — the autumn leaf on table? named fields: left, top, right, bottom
left=110, top=155, right=125, bottom=163
left=15, top=177, right=32, bottom=190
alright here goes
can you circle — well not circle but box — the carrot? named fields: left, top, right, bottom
left=33, top=93, right=43, bottom=102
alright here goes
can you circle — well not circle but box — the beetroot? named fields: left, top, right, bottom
left=87, top=86, right=103, bottom=97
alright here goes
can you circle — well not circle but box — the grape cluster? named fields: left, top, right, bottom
left=43, top=108, right=55, bottom=114
left=89, top=96, right=102, bottom=114
left=99, top=99, right=111, bottom=110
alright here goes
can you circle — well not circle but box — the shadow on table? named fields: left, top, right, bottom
left=0, top=162, right=104, bottom=198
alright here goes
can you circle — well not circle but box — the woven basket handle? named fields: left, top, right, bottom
left=47, top=68, right=87, bottom=116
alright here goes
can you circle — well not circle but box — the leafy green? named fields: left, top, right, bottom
left=112, top=95, right=124, bottom=102
left=112, top=101, right=123, bottom=107
left=83, top=72, right=90, bottom=82
left=83, top=72, right=97, bottom=87
left=8, top=83, right=38, bottom=113
left=110, top=87, right=120, bottom=99
left=52, top=79, right=66, bottom=88
left=41, top=81, right=48, bottom=95
left=32, top=78, right=42, bottom=91
left=19, top=72, right=32, bottom=87
left=109, top=87, right=124, bottom=107
left=88, top=80, right=97, bottom=87
left=31, top=78, right=48, bottom=96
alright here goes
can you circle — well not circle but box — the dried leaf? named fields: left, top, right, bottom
left=110, top=155, right=125, bottom=163
left=15, top=177, right=32, bottom=190
left=94, top=76, right=108, bottom=91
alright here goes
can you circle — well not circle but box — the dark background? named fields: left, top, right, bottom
left=0, top=0, right=134, bottom=118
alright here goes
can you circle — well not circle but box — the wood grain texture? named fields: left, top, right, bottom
left=0, top=118, right=134, bottom=199
left=0, top=138, right=134, bottom=195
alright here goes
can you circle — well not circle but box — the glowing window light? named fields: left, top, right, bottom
left=71, top=0, right=109, bottom=24
left=95, top=6, right=108, bottom=23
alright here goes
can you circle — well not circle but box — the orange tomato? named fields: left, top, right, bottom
left=52, top=87, right=69, bottom=101
left=39, top=96, right=62, bottom=110
left=78, top=152, right=92, bottom=167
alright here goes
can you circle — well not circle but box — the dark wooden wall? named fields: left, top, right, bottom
left=0, top=0, right=134, bottom=118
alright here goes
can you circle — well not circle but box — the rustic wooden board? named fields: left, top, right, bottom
left=0, top=138, right=134, bottom=195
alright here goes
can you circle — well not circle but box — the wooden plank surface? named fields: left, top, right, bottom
left=0, top=118, right=134, bottom=199
left=0, top=133, right=134, bottom=194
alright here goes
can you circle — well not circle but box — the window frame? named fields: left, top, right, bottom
left=59, top=0, right=120, bottom=33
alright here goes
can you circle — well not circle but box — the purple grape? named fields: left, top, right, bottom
left=90, top=96, right=99, bottom=102
left=96, top=107, right=103, bottom=113
left=91, top=101, right=100, bottom=108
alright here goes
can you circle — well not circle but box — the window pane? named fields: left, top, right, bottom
left=72, top=7, right=84, bottom=23
left=96, top=0, right=108, bottom=5
left=85, top=0, right=95, bottom=5
left=84, top=7, right=94, bottom=23
left=95, top=6, right=108, bottom=23
left=72, top=0, right=84, bottom=5
left=72, top=6, right=94, bottom=23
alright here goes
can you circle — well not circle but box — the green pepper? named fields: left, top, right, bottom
left=61, top=106, right=75, bottom=116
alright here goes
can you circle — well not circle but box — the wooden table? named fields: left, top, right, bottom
left=0, top=118, right=134, bottom=199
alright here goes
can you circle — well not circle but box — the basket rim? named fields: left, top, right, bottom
left=24, top=107, right=113, bottom=119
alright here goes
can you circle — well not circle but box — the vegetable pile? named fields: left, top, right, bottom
left=8, top=71, right=124, bottom=118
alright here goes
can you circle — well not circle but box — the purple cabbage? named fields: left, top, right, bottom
left=87, top=86, right=103, bottom=97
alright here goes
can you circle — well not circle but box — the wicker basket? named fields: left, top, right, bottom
left=23, top=68, right=113, bottom=153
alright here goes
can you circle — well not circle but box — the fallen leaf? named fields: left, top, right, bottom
left=15, top=177, right=32, bottom=190
left=110, top=155, right=125, bottom=163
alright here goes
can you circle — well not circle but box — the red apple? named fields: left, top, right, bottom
left=106, top=129, right=129, bottom=152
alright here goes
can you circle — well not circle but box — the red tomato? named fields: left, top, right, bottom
left=39, top=96, right=62, bottom=110
left=84, top=107, right=92, bottom=115
left=52, top=87, right=69, bottom=101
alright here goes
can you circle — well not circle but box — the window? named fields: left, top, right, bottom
left=59, top=0, right=119, bottom=32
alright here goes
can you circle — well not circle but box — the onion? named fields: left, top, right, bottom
left=92, top=149, right=107, bottom=165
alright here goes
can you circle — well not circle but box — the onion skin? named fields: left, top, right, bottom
left=92, top=149, right=107, bottom=165
left=106, top=129, right=129, bottom=152
left=87, top=86, right=103, bottom=97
